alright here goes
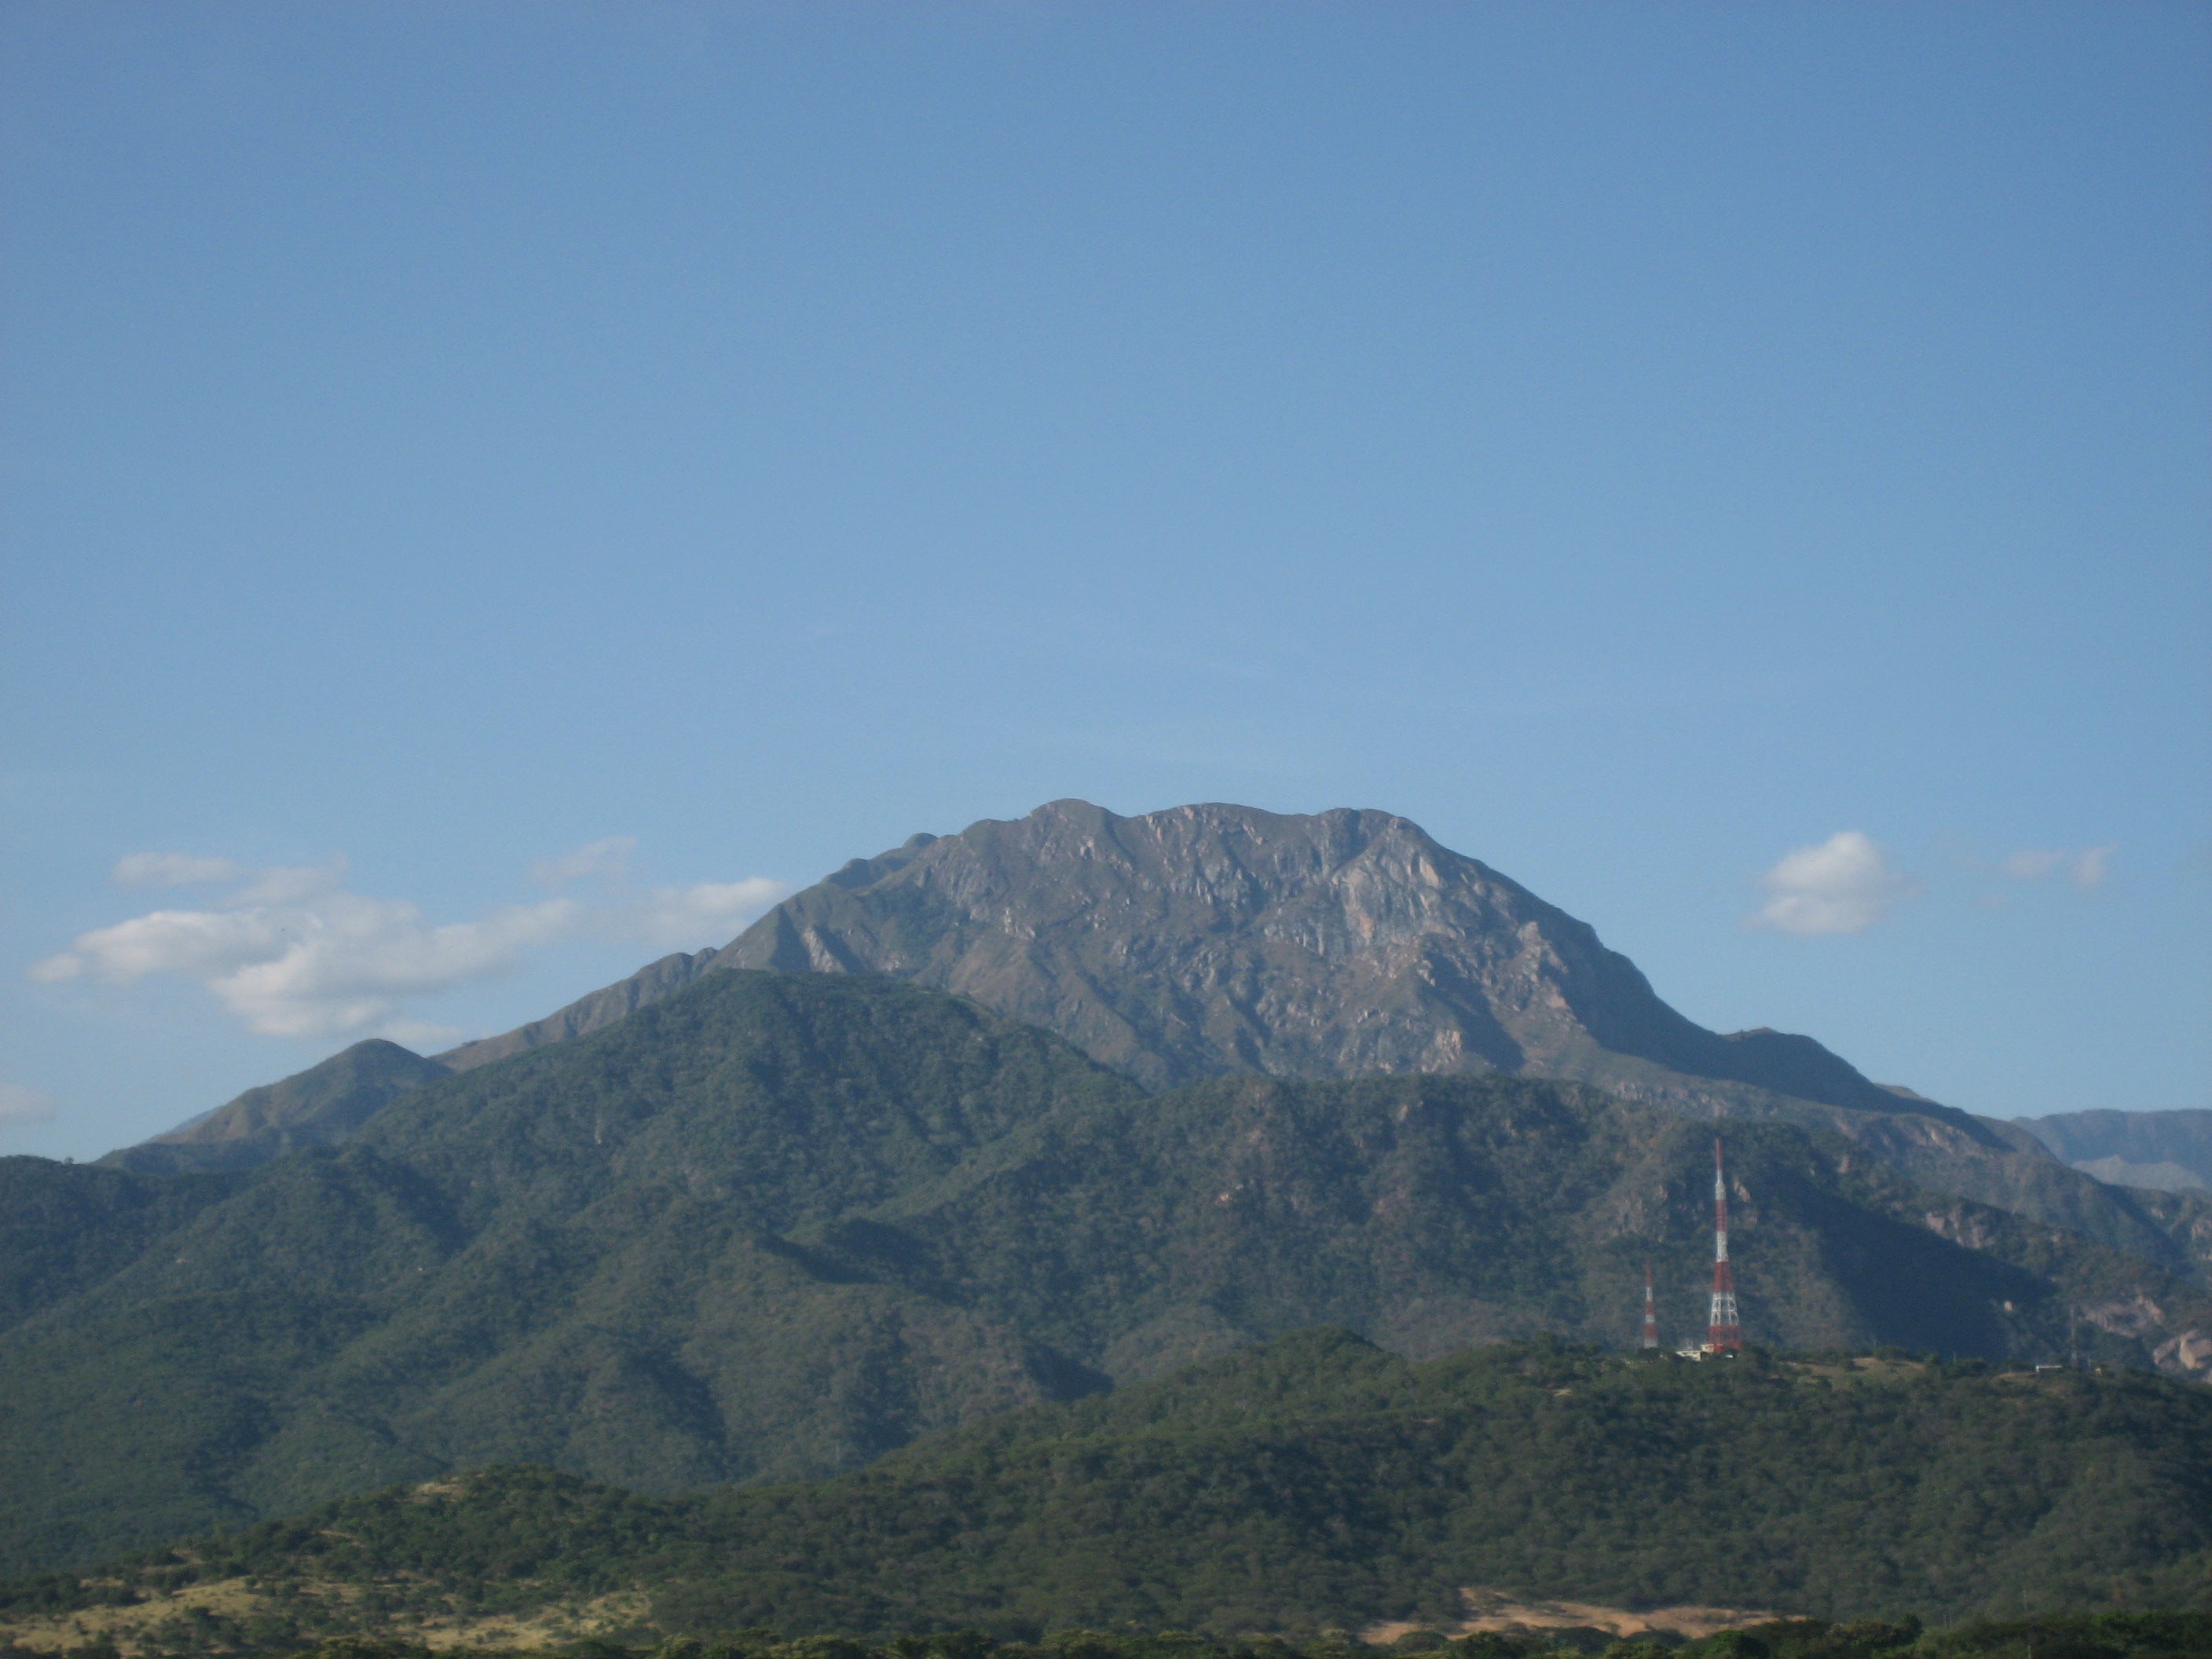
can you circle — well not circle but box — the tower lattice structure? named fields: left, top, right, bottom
left=1705, top=1137, right=1744, bottom=1353
left=1642, top=1256, right=1660, bottom=1350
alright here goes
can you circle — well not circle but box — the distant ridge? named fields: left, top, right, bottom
left=101, top=1039, right=450, bottom=1175
left=2019, top=1108, right=2212, bottom=1193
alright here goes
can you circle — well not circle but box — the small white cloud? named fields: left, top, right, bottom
left=1749, top=830, right=1917, bottom=936
left=38, top=887, right=584, bottom=1038
left=621, top=878, right=788, bottom=951
left=530, top=836, right=638, bottom=889
left=33, top=851, right=786, bottom=1040
left=32, top=906, right=283, bottom=985
left=0, top=1083, right=55, bottom=1127
left=2067, top=845, right=2115, bottom=888
left=2000, top=849, right=2064, bottom=881
left=111, top=852, right=247, bottom=888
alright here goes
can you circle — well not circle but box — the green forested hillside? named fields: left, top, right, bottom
left=0, top=1158, right=243, bottom=1336
left=8, top=1334, right=2211, bottom=1650
left=2, top=972, right=2207, bottom=1580
left=0, top=974, right=1137, bottom=1574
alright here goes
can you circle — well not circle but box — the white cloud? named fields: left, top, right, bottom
left=33, top=908, right=285, bottom=985
left=1749, top=830, right=1917, bottom=936
left=531, top=836, right=638, bottom=888
left=36, top=888, right=582, bottom=1038
left=111, top=852, right=247, bottom=888
left=207, top=896, right=585, bottom=1037
left=621, top=878, right=789, bottom=951
left=31, top=852, right=786, bottom=1042
left=0, top=1083, right=56, bottom=1127
left=1997, top=844, right=2115, bottom=890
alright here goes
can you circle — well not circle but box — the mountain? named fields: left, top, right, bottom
left=414, top=801, right=2190, bottom=1273
left=101, top=1040, right=452, bottom=1176
left=2019, top=1110, right=2212, bottom=1194
left=455, top=802, right=1929, bottom=1107
left=10, top=1334, right=2212, bottom=1646
left=8, top=970, right=2210, bottom=1581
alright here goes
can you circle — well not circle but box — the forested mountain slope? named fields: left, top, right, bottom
left=0, top=974, right=1131, bottom=1576
left=8, top=972, right=2210, bottom=1581
left=10, top=1334, right=2212, bottom=1646
left=0, top=1158, right=244, bottom=1337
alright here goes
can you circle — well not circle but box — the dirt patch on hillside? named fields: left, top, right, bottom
left=1364, top=1587, right=1778, bottom=1644
left=0, top=1578, right=273, bottom=1654
left=408, top=1591, right=654, bottom=1650
left=0, top=1580, right=653, bottom=1657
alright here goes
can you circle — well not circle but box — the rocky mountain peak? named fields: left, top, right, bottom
left=711, top=799, right=1912, bottom=1119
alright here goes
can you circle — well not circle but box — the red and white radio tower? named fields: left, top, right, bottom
left=1642, top=1257, right=1660, bottom=1350
left=1705, top=1137, right=1744, bottom=1354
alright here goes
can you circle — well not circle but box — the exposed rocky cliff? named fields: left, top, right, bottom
left=449, top=801, right=1935, bottom=1111
left=710, top=801, right=1955, bottom=1112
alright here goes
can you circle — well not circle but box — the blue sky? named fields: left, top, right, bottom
left=3, top=2, right=2207, bottom=1159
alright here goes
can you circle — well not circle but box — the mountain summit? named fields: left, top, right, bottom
left=451, top=800, right=1910, bottom=1114
left=716, top=800, right=1926, bottom=1113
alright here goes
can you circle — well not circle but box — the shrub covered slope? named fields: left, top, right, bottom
left=3, top=973, right=2207, bottom=1580
left=8, top=1334, right=2211, bottom=1646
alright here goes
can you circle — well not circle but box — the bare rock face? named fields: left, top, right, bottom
left=2155, top=1328, right=2212, bottom=1380
left=712, top=800, right=1932, bottom=1117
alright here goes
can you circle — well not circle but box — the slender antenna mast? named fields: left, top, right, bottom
left=1642, top=1256, right=1660, bottom=1350
left=1705, top=1137, right=1744, bottom=1354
